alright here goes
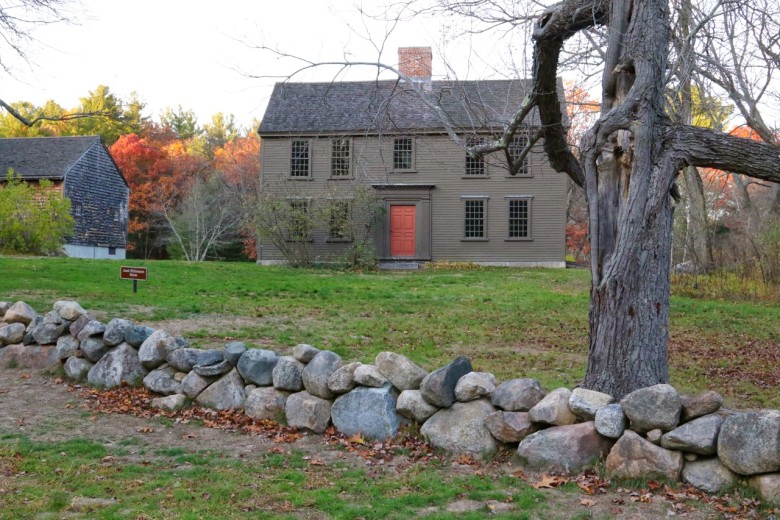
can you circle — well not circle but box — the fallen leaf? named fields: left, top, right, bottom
left=137, top=427, right=153, bottom=433
left=531, top=474, right=569, bottom=489
left=581, top=498, right=597, bottom=507
left=182, top=433, right=197, bottom=439
left=21, top=374, right=30, bottom=379
left=346, top=432, right=366, bottom=445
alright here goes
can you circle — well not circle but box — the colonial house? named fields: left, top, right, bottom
left=257, top=47, right=567, bottom=267
left=0, top=136, right=129, bottom=259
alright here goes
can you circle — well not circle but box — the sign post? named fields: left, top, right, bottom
left=120, top=266, right=148, bottom=293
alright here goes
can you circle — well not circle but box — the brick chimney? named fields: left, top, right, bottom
left=398, top=47, right=432, bottom=81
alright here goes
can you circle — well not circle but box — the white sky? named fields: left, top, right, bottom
left=2, top=0, right=530, bottom=131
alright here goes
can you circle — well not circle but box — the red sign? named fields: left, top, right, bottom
left=120, top=266, right=148, bottom=281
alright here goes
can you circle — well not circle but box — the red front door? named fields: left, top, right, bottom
left=390, top=205, right=416, bottom=257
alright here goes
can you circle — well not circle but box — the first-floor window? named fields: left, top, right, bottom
left=288, top=200, right=310, bottom=240
left=463, top=197, right=488, bottom=239
left=328, top=201, right=351, bottom=240
left=507, top=197, right=532, bottom=239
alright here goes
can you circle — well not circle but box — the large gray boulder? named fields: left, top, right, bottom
left=419, top=356, right=472, bottom=408
left=193, top=359, right=232, bottom=377
left=68, top=314, right=93, bottom=338
left=76, top=319, right=106, bottom=343
left=717, top=411, right=780, bottom=475
left=661, top=414, right=723, bottom=455
left=681, top=391, right=723, bottom=422
left=124, top=325, right=155, bottom=347
left=484, top=411, right=540, bottom=443
left=491, top=378, right=546, bottom=412
left=223, top=341, right=247, bottom=366
left=396, top=389, right=439, bottom=423
left=42, top=310, right=66, bottom=325
left=245, top=387, right=289, bottom=420
left=327, top=362, right=361, bottom=394
left=196, top=349, right=224, bottom=367
left=528, top=388, right=577, bottom=426
left=621, top=384, right=682, bottom=433
left=285, top=391, right=332, bottom=434
left=195, top=369, right=246, bottom=410
left=3, top=301, right=37, bottom=325
left=517, top=422, right=613, bottom=475
left=748, top=473, right=780, bottom=503
left=31, top=321, right=70, bottom=345
left=151, top=394, right=187, bottom=412
left=180, top=371, right=215, bottom=398
left=63, top=357, right=93, bottom=381
left=606, top=430, right=684, bottom=480
left=292, top=343, right=319, bottom=363
left=421, top=399, right=497, bottom=455
left=143, top=366, right=181, bottom=395
left=302, top=350, right=343, bottom=399
left=375, top=351, right=428, bottom=391
left=353, top=364, right=387, bottom=388
left=237, top=349, right=279, bottom=386
left=103, top=319, right=133, bottom=347
left=455, top=372, right=496, bottom=402
left=272, top=356, right=305, bottom=392
left=682, top=458, right=738, bottom=494
left=53, top=301, right=86, bottom=321
left=87, top=342, right=148, bottom=388
left=331, top=384, right=400, bottom=441
left=138, top=330, right=179, bottom=369
left=55, top=335, right=80, bottom=360
left=0, top=323, right=25, bottom=345
left=0, top=301, right=10, bottom=318
left=80, top=337, right=108, bottom=362
left=167, top=348, right=202, bottom=372
left=569, top=388, right=614, bottom=420
left=595, top=403, right=628, bottom=439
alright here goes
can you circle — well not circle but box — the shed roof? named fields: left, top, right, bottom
left=0, top=136, right=103, bottom=181
left=258, top=79, right=545, bottom=136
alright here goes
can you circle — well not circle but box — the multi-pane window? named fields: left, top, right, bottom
left=508, top=198, right=531, bottom=239
left=393, top=137, right=414, bottom=171
left=288, top=200, right=310, bottom=240
left=331, top=139, right=351, bottom=177
left=464, top=198, right=487, bottom=239
left=328, top=201, right=351, bottom=240
left=290, top=140, right=310, bottom=177
left=465, top=138, right=486, bottom=176
left=508, top=134, right=529, bottom=175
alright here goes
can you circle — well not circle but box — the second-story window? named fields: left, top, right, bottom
left=331, top=139, right=351, bottom=177
left=393, top=137, right=414, bottom=171
left=465, top=138, right=486, bottom=176
left=508, top=134, right=530, bottom=176
left=290, top=140, right=310, bottom=178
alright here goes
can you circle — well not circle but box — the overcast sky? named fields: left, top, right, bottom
left=3, top=0, right=531, bottom=131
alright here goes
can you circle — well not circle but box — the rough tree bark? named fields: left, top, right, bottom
left=530, top=0, right=780, bottom=397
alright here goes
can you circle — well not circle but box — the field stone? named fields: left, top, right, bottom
left=87, top=342, right=148, bottom=388
left=528, top=388, right=577, bottom=426
left=151, top=394, right=187, bottom=412
left=621, top=384, right=682, bottom=433
left=660, top=414, right=723, bottom=455
left=22, top=329, right=36, bottom=346
left=454, top=372, right=496, bottom=402
left=606, top=430, right=684, bottom=481
left=396, top=389, right=439, bottom=423
left=327, top=362, right=361, bottom=394
left=55, top=335, right=80, bottom=360
left=196, top=368, right=246, bottom=410
left=237, top=349, right=279, bottom=386
left=681, top=391, right=723, bottom=422
left=53, top=300, right=86, bottom=321
left=595, top=404, right=628, bottom=439
left=180, top=371, right=215, bottom=398
left=80, top=337, right=108, bottom=362
left=42, top=310, right=65, bottom=325
left=31, top=321, right=70, bottom=345
left=353, top=364, right=387, bottom=388
left=0, top=323, right=25, bottom=345
left=491, top=378, right=546, bottom=412
left=646, top=429, right=663, bottom=445
left=331, top=384, right=400, bottom=441
left=484, top=411, right=540, bottom=443
left=683, top=458, right=739, bottom=494
left=717, top=411, right=780, bottom=475
left=76, top=319, right=106, bottom=342
left=124, top=325, right=155, bottom=347
left=748, top=473, right=780, bottom=502
left=223, top=341, right=247, bottom=366
left=143, top=366, right=181, bottom=395
left=272, top=356, right=305, bottom=392
left=517, top=422, right=613, bottom=475
left=138, top=330, right=179, bottom=369
left=103, top=319, right=133, bottom=347
left=68, top=314, right=93, bottom=337
left=193, top=359, right=232, bottom=377
left=167, top=348, right=202, bottom=372
left=245, top=387, right=289, bottom=420
left=0, top=302, right=10, bottom=318
left=569, top=388, right=614, bottom=420
left=292, top=343, right=319, bottom=363
left=285, top=391, right=332, bottom=434
left=196, top=349, right=224, bottom=367
left=302, top=350, right=343, bottom=399
left=0, top=344, right=58, bottom=369
left=421, top=399, right=498, bottom=455
left=419, top=355, right=472, bottom=408
left=3, top=301, right=37, bottom=325
left=375, top=351, right=428, bottom=391
left=64, top=356, right=93, bottom=381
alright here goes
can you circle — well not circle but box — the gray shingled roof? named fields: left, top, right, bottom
left=258, top=79, right=543, bottom=135
left=0, top=136, right=101, bottom=180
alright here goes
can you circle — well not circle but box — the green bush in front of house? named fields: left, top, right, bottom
left=0, top=170, right=74, bottom=255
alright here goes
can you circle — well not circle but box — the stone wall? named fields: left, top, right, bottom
left=1, top=299, right=778, bottom=502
